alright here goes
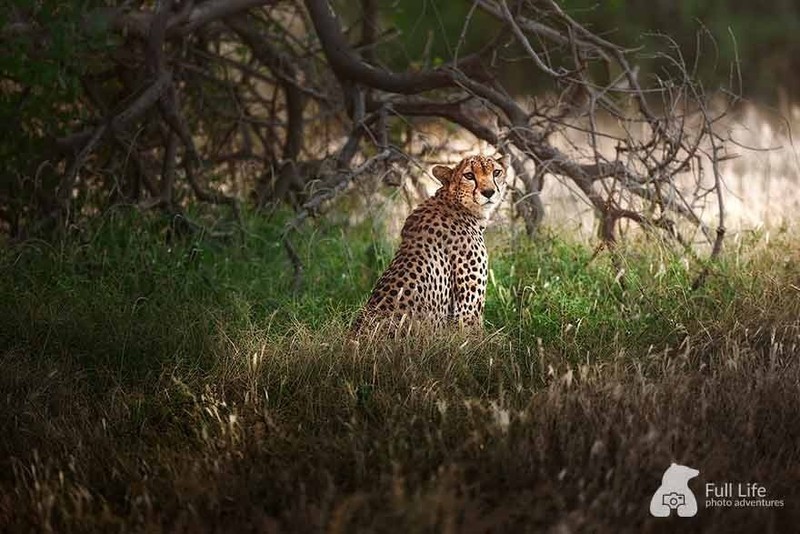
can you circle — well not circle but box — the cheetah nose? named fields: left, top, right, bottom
left=481, top=188, right=496, bottom=199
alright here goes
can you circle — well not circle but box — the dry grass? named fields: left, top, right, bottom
left=1, top=213, right=798, bottom=532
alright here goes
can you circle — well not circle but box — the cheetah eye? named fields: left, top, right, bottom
left=492, top=169, right=502, bottom=178
left=463, top=172, right=476, bottom=181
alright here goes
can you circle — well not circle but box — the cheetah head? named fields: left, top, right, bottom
left=432, top=154, right=509, bottom=220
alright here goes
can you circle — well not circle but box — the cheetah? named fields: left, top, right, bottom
left=353, top=154, right=508, bottom=334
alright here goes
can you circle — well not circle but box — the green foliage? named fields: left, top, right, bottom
left=2, top=208, right=796, bottom=387
left=363, top=0, right=799, bottom=100
left=0, top=1, right=114, bottom=231
left=354, top=0, right=497, bottom=69
left=559, top=0, right=800, bottom=99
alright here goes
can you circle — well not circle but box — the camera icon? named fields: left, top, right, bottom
left=662, top=492, right=686, bottom=510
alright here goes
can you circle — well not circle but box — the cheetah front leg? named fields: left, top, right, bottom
left=449, top=261, right=486, bottom=331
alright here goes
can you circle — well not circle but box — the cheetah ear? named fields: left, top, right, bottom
left=494, top=154, right=510, bottom=169
left=431, top=165, right=453, bottom=185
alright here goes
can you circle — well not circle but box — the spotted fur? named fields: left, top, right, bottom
left=353, top=154, right=508, bottom=334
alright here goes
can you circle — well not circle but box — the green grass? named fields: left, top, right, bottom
left=1, top=208, right=798, bottom=531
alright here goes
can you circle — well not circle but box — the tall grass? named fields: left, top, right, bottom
left=0, top=209, right=798, bottom=531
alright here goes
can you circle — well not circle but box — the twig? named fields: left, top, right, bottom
left=499, top=0, right=565, bottom=78
left=281, top=149, right=395, bottom=291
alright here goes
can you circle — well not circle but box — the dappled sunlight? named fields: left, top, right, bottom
left=372, top=101, right=800, bottom=245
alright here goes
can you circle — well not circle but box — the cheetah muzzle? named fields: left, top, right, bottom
left=353, top=154, right=509, bottom=335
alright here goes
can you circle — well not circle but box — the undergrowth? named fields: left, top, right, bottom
left=0, top=208, right=798, bottom=532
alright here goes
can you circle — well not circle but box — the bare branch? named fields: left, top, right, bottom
left=498, top=0, right=565, bottom=78
left=113, top=0, right=279, bottom=39
left=303, top=0, right=488, bottom=94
